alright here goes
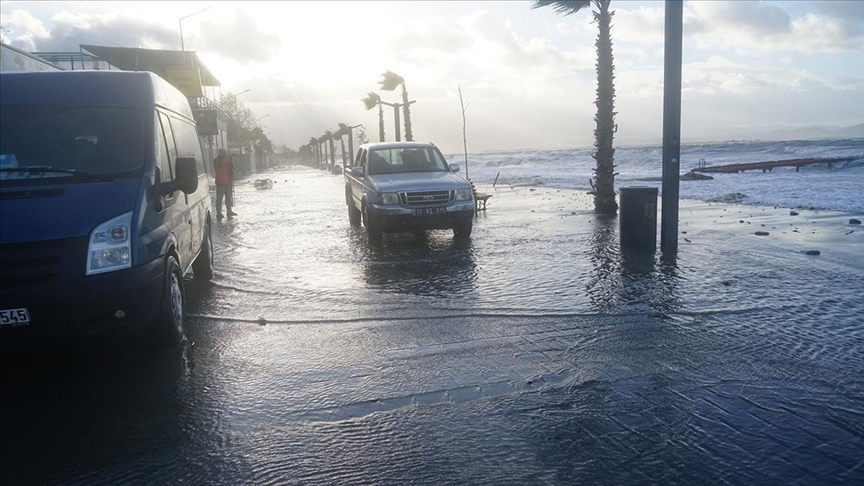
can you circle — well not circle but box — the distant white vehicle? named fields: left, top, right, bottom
left=344, top=142, right=475, bottom=245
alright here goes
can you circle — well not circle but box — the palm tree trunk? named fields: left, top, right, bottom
left=339, top=136, right=346, bottom=165
left=378, top=103, right=385, bottom=142
left=348, top=131, right=354, bottom=168
left=401, top=82, right=413, bottom=141
left=592, top=0, right=618, bottom=214
left=329, top=139, right=336, bottom=168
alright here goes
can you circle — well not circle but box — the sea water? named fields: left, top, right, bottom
left=450, top=139, right=864, bottom=213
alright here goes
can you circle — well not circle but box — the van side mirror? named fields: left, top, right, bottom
left=449, top=164, right=460, bottom=172
left=161, top=157, right=199, bottom=196
left=351, top=166, right=365, bottom=178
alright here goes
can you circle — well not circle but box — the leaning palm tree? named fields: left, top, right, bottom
left=533, top=0, right=618, bottom=214
left=362, top=92, right=385, bottom=142
left=338, top=122, right=356, bottom=167
left=379, top=70, right=413, bottom=142
left=335, top=124, right=349, bottom=166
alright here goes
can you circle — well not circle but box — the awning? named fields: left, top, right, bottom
left=79, top=44, right=221, bottom=87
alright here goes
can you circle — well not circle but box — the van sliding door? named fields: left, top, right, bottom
left=157, top=111, right=194, bottom=271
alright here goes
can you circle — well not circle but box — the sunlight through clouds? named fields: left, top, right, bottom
left=0, top=1, right=861, bottom=152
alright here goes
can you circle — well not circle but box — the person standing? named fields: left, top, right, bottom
left=213, top=148, right=237, bottom=220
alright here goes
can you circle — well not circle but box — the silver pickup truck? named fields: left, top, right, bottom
left=345, top=142, right=475, bottom=245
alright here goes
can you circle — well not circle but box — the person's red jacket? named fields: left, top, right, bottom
left=214, top=155, right=232, bottom=186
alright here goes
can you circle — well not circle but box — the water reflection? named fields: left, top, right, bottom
left=586, top=215, right=681, bottom=315
left=362, top=232, right=478, bottom=298
left=586, top=214, right=622, bottom=312
left=0, top=341, right=191, bottom=484
left=619, top=248, right=681, bottom=316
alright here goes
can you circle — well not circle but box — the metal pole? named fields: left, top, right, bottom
left=393, top=104, right=401, bottom=142
left=179, top=7, right=211, bottom=52
left=660, top=0, right=683, bottom=252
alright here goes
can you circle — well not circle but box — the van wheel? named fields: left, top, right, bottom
left=156, top=255, right=186, bottom=347
left=454, top=219, right=473, bottom=239
left=192, top=223, right=214, bottom=281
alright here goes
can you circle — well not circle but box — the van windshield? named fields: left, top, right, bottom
left=0, top=105, right=146, bottom=181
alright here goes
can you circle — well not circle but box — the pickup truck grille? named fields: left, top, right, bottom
left=0, top=239, right=64, bottom=290
left=402, top=190, right=452, bottom=207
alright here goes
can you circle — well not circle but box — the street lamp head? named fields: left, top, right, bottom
left=179, top=6, right=212, bottom=51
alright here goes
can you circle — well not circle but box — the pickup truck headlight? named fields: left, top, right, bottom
left=455, top=188, right=474, bottom=201
left=87, top=211, right=133, bottom=275
left=369, top=192, right=400, bottom=205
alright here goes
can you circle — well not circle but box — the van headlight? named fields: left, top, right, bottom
left=87, top=211, right=133, bottom=275
left=455, top=188, right=474, bottom=201
left=369, top=192, right=400, bottom=205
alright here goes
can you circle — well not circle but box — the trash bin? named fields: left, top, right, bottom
left=619, top=186, right=658, bottom=251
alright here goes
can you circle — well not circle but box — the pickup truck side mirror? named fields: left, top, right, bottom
left=449, top=164, right=460, bottom=172
left=351, top=166, right=365, bottom=178
left=161, top=157, right=199, bottom=196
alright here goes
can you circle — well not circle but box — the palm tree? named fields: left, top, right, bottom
left=380, top=70, right=413, bottom=142
left=318, top=134, right=328, bottom=169
left=323, top=130, right=336, bottom=169
left=335, top=124, right=349, bottom=166
left=338, top=122, right=355, bottom=167
left=534, top=0, right=618, bottom=214
left=309, top=137, right=320, bottom=167
left=362, top=92, right=385, bottom=142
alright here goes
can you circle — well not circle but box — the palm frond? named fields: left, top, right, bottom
left=379, top=70, right=404, bottom=91
left=361, top=91, right=380, bottom=110
left=532, top=0, right=591, bottom=15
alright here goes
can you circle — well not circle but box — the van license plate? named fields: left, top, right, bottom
left=0, top=308, right=31, bottom=327
left=412, top=207, right=446, bottom=216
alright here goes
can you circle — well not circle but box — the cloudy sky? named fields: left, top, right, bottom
left=2, top=1, right=863, bottom=153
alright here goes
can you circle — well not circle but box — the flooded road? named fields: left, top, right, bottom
left=2, top=166, right=863, bottom=485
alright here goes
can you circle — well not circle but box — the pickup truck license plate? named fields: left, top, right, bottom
left=412, top=207, right=446, bottom=216
left=0, top=308, right=31, bottom=327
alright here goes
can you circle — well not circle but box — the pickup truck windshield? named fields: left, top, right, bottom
left=368, top=147, right=449, bottom=175
left=0, top=105, right=145, bottom=181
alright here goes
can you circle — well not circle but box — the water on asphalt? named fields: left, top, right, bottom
left=2, top=166, right=863, bottom=485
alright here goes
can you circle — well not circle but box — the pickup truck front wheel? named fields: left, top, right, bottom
left=348, top=202, right=361, bottom=227
left=454, top=219, right=473, bottom=239
left=363, top=205, right=383, bottom=246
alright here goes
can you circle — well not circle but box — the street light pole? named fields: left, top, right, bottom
left=660, top=0, right=683, bottom=253
left=379, top=100, right=396, bottom=141
left=179, top=6, right=211, bottom=51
